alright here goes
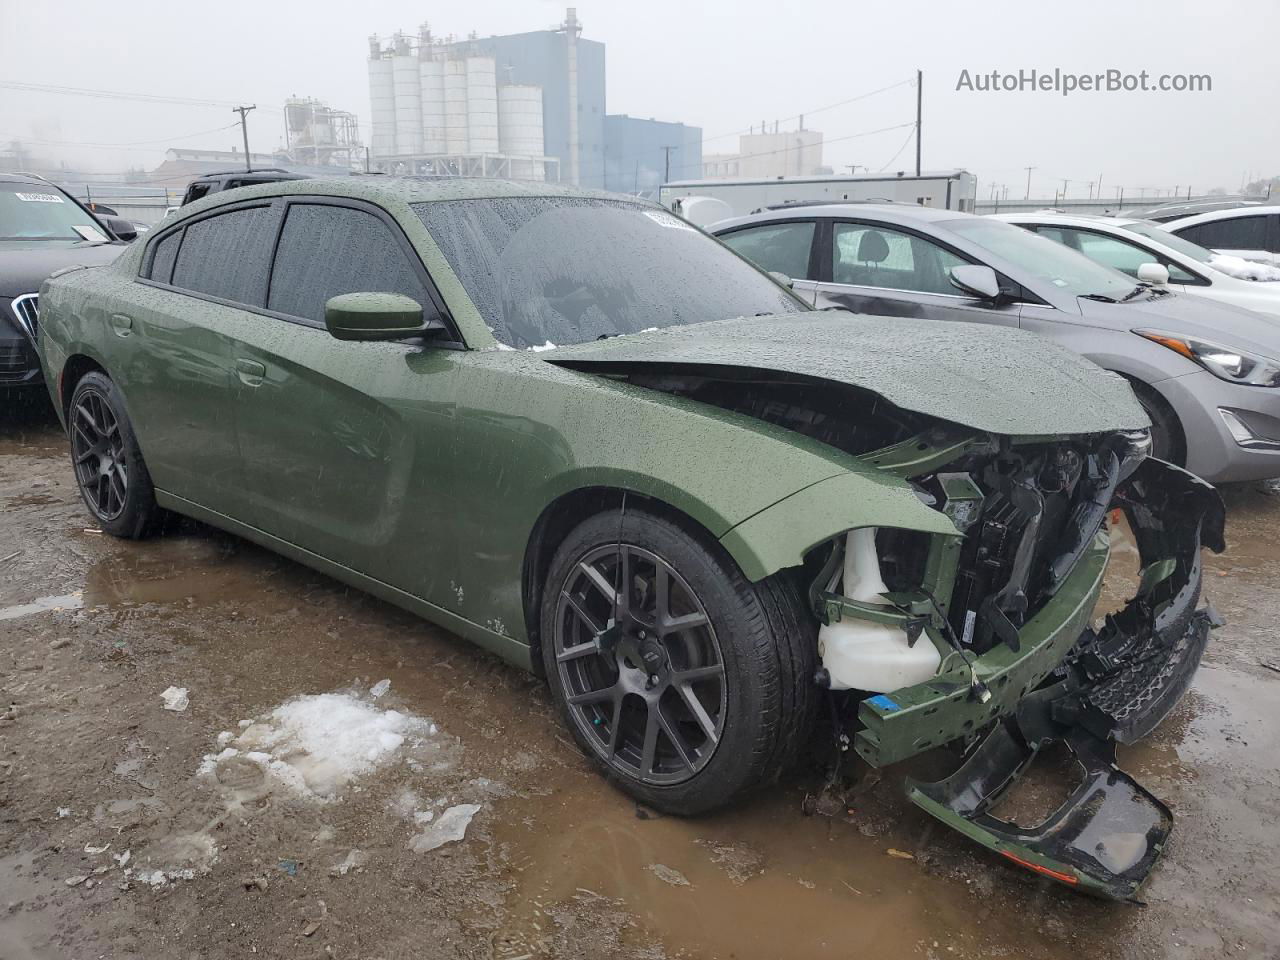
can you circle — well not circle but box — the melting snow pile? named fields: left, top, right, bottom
left=1210, top=254, right=1280, bottom=282
left=199, top=692, right=435, bottom=800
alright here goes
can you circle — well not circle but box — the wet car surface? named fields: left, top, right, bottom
left=2, top=398, right=1278, bottom=960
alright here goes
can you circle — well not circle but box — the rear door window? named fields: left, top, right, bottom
left=719, top=221, right=817, bottom=280
left=831, top=222, right=968, bottom=295
left=267, top=203, right=430, bottom=325
left=1178, top=215, right=1268, bottom=251
left=169, top=205, right=277, bottom=306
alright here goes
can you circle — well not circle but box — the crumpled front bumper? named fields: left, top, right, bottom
left=861, top=458, right=1225, bottom=899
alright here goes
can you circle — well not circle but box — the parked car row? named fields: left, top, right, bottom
left=27, top=175, right=1226, bottom=899
left=710, top=202, right=1280, bottom=484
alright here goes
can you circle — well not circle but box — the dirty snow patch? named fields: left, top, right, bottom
left=198, top=693, right=436, bottom=800
left=160, top=686, right=189, bottom=712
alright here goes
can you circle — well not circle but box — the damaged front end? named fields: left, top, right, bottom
left=815, top=428, right=1225, bottom=900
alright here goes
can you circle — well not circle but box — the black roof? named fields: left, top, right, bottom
left=190, top=168, right=310, bottom=182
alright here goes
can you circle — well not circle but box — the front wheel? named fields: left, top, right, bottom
left=68, top=371, right=163, bottom=539
left=541, top=507, right=818, bottom=815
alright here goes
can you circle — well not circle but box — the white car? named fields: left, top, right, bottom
left=993, top=212, right=1280, bottom=319
left=1165, top=205, right=1280, bottom=267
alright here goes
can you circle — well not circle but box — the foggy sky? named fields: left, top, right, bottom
left=1, top=0, right=1277, bottom=197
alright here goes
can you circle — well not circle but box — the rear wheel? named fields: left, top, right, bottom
left=68, top=371, right=163, bottom=539
left=541, top=507, right=818, bottom=815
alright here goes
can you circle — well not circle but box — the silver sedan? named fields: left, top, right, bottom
left=710, top=203, right=1280, bottom=484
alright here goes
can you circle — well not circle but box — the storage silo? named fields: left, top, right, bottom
left=367, top=39, right=397, bottom=157
left=465, top=56, right=500, bottom=155
left=443, top=59, right=469, bottom=155
left=419, top=58, right=446, bottom=155
left=392, top=45, right=423, bottom=156
left=498, top=85, right=545, bottom=180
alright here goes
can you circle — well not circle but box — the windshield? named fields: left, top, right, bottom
left=414, top=197, right=804, bottom=348
left=944, top=216, right=1136, bottom=300
left=1118, top=220, right=1216, bottom=264
left=0, top=182, right=107, bottom=241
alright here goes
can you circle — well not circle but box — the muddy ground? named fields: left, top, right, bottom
left=2, top=392, right=1279, bottom=960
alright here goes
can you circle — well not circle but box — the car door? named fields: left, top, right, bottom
left=219, top=197, right=465, bottom=609
left=123, top=201, right=278, bottom=511
left=1174, top=214, right=1278, bottom=266
left=716, top=219, right=822, bottom=301
left=814, top=219, right=1022, bottom=326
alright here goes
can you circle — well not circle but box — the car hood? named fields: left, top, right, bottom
left=547, top=312, right=1147, bottom=438
left=0, top=240, right=124, bottom=299
left=1080, top=290, right=1280, bottom=358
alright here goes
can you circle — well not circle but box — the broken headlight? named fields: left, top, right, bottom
left=1135, top=329, right=1280, bottom=387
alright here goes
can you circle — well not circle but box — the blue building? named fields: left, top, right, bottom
left=603, top=115, right=702, bottom=196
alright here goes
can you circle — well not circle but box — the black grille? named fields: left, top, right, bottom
left=0, top=341, right=34, bottom=372
left=11, top=293, right=38, bottom=343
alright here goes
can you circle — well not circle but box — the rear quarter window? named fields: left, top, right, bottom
left=144, top=229, right=182, bottom=284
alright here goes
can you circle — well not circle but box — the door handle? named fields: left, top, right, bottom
left=235, top=358, right=267, bottom=387
left=110, top=314, right=133, bottom=337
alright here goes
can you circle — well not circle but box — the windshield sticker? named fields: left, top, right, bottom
left=643, top=210, right=697, bottom=232
left=15, top=192, right=65, bottom=203
left=72, top=224, right=109, bottom=242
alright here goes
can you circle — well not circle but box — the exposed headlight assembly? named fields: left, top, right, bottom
left=1135, top=329, right=1280, bottom=387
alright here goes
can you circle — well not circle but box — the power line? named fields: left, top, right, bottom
left=875, top=126, right=916, bottom=172
left=0, top=123, right=241, bottom=151
left=0, top=79, right=283, bottom=113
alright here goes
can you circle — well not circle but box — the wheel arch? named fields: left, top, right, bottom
left=522, top=485, right=744, bottom=677
left=59, top=353, right=110, bottom=426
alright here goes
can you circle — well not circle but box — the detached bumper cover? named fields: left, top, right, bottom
left=868, top=458, right=1225, bottom=899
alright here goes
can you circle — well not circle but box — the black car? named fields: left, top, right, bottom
left=1, top=173, right=127, bottom=387
left=179, top=168, right=310, bottom=206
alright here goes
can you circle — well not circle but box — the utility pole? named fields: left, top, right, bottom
left=915, top=69, right=922, bottom=177
left=232, top=105, right=256, bottom=172
left=1024, top=166, right=1036, bottom=200
left=1061, top=178, right=1069, bottom=200
left=661, top=145, right=675, bottom=184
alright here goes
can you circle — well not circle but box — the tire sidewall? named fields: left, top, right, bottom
left=541, top=509, right=777, bottom=814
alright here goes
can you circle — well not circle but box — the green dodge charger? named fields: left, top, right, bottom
left=35, top=177, right=1224, bottom=899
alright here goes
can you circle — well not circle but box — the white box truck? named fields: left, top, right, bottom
left=659, top=170, right=978, bottom=226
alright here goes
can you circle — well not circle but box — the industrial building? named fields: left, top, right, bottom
left=282, top=97, right=363, bottom=169
left=602, top=115, right=702, bottom=196
left=702, top=125, right=826, bottom=180
left=366, top=8, right=604, bottom=184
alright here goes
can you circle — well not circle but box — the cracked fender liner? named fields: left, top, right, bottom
left=890, top=458, right=1225, bottom=899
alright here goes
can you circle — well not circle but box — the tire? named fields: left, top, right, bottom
left=540, top=506, right=819, bottom=815
left=1128, top=379, right=1185, bottom=466
left=67, top=371, right=163, bottom=539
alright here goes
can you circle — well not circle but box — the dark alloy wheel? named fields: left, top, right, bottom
left=67, top=371, right=164, bottom=539
left=71, top=387, right=128, bottom=522
left=553, top=542, right=727, bottom=785
left=541, top=508, right=819, bottom=815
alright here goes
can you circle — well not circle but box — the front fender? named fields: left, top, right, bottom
left=719, top=469, right=960, bottom=582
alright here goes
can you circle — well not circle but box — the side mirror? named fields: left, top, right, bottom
left=949, top=264, right=1002, bottom=301
left=768, top=271, right=796, bottom=289
left=99, top=215, right=138, bottom=242
left=325, top=292, right=434, bottom=341
left=1137, top=262, right=1170, bottom=286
